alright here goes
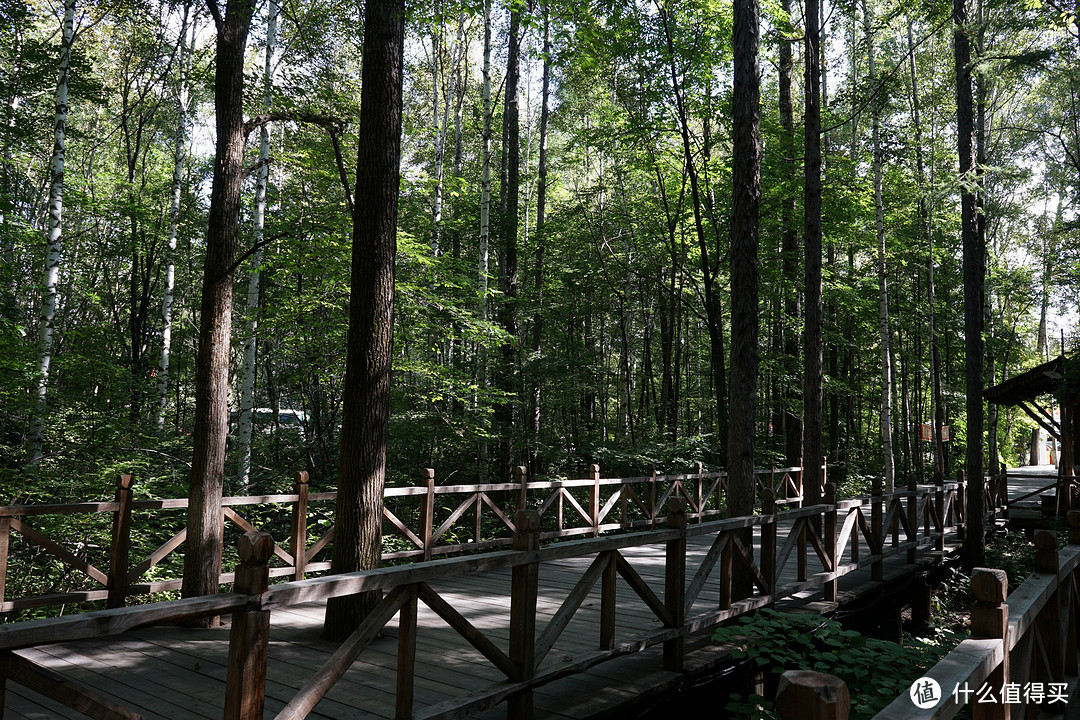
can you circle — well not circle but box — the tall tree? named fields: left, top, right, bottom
left=157, top=4, right=195, bottom=430
left=30, top=0, right=75, bottom=462
left=955, top=0, right=985, bottom=566
left=237, top=0, right=280, bottom=487
left=323, top=0, right=405, bottom=640
left=728, top=0, right=760, bottom=599
left=778, top=0, right=801, bottom=467
left=182, top=0, right=258, bottom=606
left=863, top=0, right=894, bottom=490
left=495, top=3, right=521, bottom=482
left=803, top=0, right=824, bottom=507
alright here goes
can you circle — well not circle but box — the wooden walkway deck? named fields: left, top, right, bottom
left=3, top=515, right=961, bottom=720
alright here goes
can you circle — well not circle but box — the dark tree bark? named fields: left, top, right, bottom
left=322, top=0, right=405, bottom=641
left=955, top=0, right=985, bottom=567
left=495, top=6, right=521, bottom=483
left=779, top=0, right=801, bottom=468
left=727, top=0, right=760, bottom=600
left=803, top=0, right=824, bottom=508
left=182, top=0, right=257, bottom=609
left=529, top=4, right=550, bottom=472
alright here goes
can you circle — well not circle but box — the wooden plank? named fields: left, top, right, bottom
left=874, top=639, right=1004, bottom=719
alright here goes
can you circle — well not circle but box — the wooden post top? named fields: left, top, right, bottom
left=775, top=670, right=849, bottom=720
left=590, top=464, right=600, bottom=478
left=516, top=466, right=527, bottom=482
left=666, top=497, right=687, bottom=529
left=1034, top=530, right=1058, bottom=574
left=421, top=468, right=435, bottom=482
left=293, top=470, right=309, bottom=486
left=824, top=483, right=836, bottom=505
left=513, top=510, right=541, bottom=551
left=116, top=474, right=134, bottom=490
left=695, top=461, right=703, bottom=474
left=971, top=567, right=1008, bottom=604
left=238, top=532, right=274, bottom=568
left=762, top=489, right=775, bottom=514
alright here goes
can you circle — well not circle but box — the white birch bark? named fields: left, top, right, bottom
left=864, top=0, right=894, bottom=490
left=157, top=6, right=194, bottom=430
left=476, top=0, right=492, bottom=478
left=237, top=0, right=279, bottom=488
left=30, top=0, right=75, bottom=462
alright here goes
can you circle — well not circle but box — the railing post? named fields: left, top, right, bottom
left=769, top=461, right=776, bottom=502
left=824, top=483, right=837, bottom=602
left=1034, top=530, right=1064, bottom=688
left=509, top=509, right=540, bottom=720
left=1069, top=510, right=1080, bottom=545
left=694, top=461, right=704, bottom=521
left=906, top=474, right=918, bottom=564
left=871, top=475, right=883, bottom=582
left=516, top=465, right=528, bottom=512
left=648, top=465, right=658, bottom=526
left=997, top=463, right=1007, bottom=520
left=664, top=498, right=687, bottom=672
left=107, top=474, right=135, bottom=609
left=291, top=471, right=309, bottom=580
left=762, top=489, right=776, bottom=596
left=420, top=468, right=435, bottom=562
left=971, top=567, right=1009, bottom=720
left=0, top=513, right=9, bottom=607
left=935, top=471, right=946, bottom=552
left=590, top=464, right=601, bottom=537
left=957, top=468, right=967, bottom=539
left=224, top=531, right=273, bottom=720
left=396, top=584, right=419, bottom=720
left=775, top=670, right=850, bottom=720
left=795, top=457, right=804, bottom=509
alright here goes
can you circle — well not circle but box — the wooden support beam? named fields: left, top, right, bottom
left=224, top=532, right=273, bottom=720
left=663, top=498, right=686, bottom=672
left=970, top=567, right=1009, bottom=720
left=396, top=584, right=418, bottom=720
left=291, top=471, right=309, bottom=579
left=508, top=510, right=540, bottom=720
left=108, top=474, right=135, bottom=609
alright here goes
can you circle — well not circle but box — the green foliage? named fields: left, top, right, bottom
left=712, top=610, right=951, bottom=720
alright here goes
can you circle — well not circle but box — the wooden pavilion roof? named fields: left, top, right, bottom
left=984, top=355, right=1065, bottom=406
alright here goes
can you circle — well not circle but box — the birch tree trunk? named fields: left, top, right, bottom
left=30, top=0, right=75, bottom=462
left=183, top=0, right=257, bottom=607
left=476, top=0, right=492, bottom=480
left=864, top=0, right=894, bottom=491
left=157, top=6, right=195, bottom=431
left=237, top=0, right=279, bottom=488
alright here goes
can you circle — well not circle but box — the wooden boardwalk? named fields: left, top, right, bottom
left=3, top=515, right=960, bottom=720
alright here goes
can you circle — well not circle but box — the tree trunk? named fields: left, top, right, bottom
left=182, top=0, right=257, bottom=607
left=495, top=5, right=520, bottom=483
left=864, top=0, right=894, bottom=491
left=30, top=0, right=75, bottom=463
left=728, top=0, right=760, bottom=600
left=779, top=0, right=801, bottom=468
left=476, top=0, right=492, bottom=480
left=237, top=0, right=279, bottom=489
left=955, top=0, right=985, bottom=567
left=803, top=0, right=824, bottom=507
left=323, top=0, right=405, bottom=640
left=531, top=5, right=550, bottom=468
left=157, top=6, right=195, bottom=431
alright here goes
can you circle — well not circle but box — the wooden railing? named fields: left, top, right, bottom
left=0, top=475, right=968, bottom=720
left=776, top=515, right=1080, bottom=720
left=0, top=463, right=809, bottom=614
